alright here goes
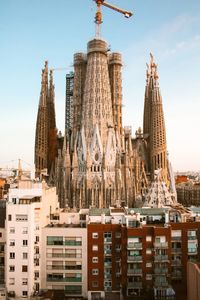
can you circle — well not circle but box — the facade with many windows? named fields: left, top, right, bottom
left=41, top=225, right=87, bottom=298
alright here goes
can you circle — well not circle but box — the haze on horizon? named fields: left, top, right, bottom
left=0, top=0, right=200, bottom=172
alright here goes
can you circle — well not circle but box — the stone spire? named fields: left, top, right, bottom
left=35, top=61, right=49, bottom=177
left=143, top=54, right=168, bottom=184
left=70, top=38, right=122, bottom=208
left=35, top=62, right=57, bottom=179
left=47, top=70, right=57, bottom=178
left=82, top=39, right=114, bottom=146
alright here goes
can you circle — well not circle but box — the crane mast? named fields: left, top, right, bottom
left=94, top=0, right=133, bottom=38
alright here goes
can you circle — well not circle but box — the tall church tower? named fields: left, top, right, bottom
left=143, top=54, right=168, bottom=184
left=35, top=62, right=57, bottom=179
left=71, top=39, right=123, bottom=208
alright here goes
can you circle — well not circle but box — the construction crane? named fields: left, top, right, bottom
left=51, top=67, right=72, bottom=72
left=94, top=0, right=133, bottom=38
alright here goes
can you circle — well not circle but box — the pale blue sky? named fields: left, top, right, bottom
left=0, top=0, right=200, bottom=172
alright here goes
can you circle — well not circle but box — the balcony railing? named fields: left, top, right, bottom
left=47, top=253, right=82, bottom=258
left=47, top=241, right=82, bottom=246
left=127, top=242, right=142, bottom=249
left=127, top=282, right=142, bottom=288
left=171, top=260, right=182, bottom=266
left=154, top=281, right=169, bottom=287
left=47, top=277, right=82, bottom=282
left=154, top=255, right=169, bottom=262
left=171, top=236, right=182, bottom=241
left=104, top=238, right=112, bottom=243
left=154, top=268, right=168, bottom=275
left=47, top=265, right=82, bottom=270
left=127, top=269, right=142, bottom=275
left=104, top=250, right=112, bottom=256
left=127, top=256, right=142, bottom=262
left=171, top=248, right=182, bottom=253
left=154, top=242, right=168, bottom=248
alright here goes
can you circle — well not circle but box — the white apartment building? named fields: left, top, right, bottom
left=0, top=227, right=6, bottom=300
left=5, top=180, right=59, bottom=299
left=41, top=217, right=88, bottom=298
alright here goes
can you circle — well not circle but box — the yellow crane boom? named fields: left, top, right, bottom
left=94, top=0, right=133, bottom=38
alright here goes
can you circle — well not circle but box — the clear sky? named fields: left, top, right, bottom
left=0, top=0, right=200, bottom=172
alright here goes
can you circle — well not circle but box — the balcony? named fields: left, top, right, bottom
left=171, top=236, right=182, bottom=241
left=188, top=236, right=197, bottom=241
left=154, top=268, right=168, bottom=275
left=104, top=238, right=112, bottom=243
left=104, top=250, right=112, bottom=256
left=127, top=282, right=142, bottom=288
left=127, top=269, right=142, bottom=275
left=154, top=281, right=169, bottom=288
left=188, top=248, right=198, bottom=255
left=127, top=242, right=142, bottom=250
left=154, top=255, right=169, bottom=262
left=154, top=242, right=168, bottom=249
left=47, top=277, right=82, bottom=282
left=171, top=272, right=182, bottom=279
left=171, top=248, right=182, bottom=253
left=104, top=262, right=112, bottom=267
left=127, top=256, right=142, bottom=262
left=64, top=241, right=82, bottom=246
left=171, top=260, right=182, bottom=266
left=47, top=253, right=82, bottom=258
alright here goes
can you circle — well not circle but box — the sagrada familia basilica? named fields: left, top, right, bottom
left=34, top=37, right=177, bottom=210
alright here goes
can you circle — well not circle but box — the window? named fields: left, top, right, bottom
left=22, top=278, right=28, bottom=285
left=22, top=227, right=28, bottom=234
left=9, top=278, right=15, bottom=285
left=146, top=274, right=152, bottom=280
left=171, top=230, right=181, bottom=238
left=10, top=240, right=15, bottom=246
left=23, top=240, right=28, bottom=246
left=22, top=291, right=28, bottom=297
left=92, top=269, right=99, bottom=275
left=16, top=214, right=28, bottom=221
left=92, top=245, right=98, bottom=251
left=9, top=265, right=15, bottom=272
left=23, top=253, right=28, bottom=259
left=10, top=252, right=15, bottom=259
left=34, top=272, right=39, bottom=280
left=10, top=227, right=15, bottom=234
left=146, top=248, right=152, bottom=255
left=146, top=236, right=152, bottom=242
left=92, top=257, right=98, bottom=263
left=92, top=233, right=98, bottom=239
left=115, top=232, right=121, bottom=238
left=0, top=232, right=2, bottom=238
left=8, top=214, right=12, bottom=221
left=22, top=265, right=28, bottom=272
left=146, top=262, right=152, bottom=268
left=92, top=281, right=99, bottom=287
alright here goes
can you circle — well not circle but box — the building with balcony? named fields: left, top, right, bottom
left=5, top=180, right=59, bottom=299
left=41, top=222, right=87, bottom=299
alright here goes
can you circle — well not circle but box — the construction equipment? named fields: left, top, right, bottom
left=51, top=67, right=72, bottom=73
left=94, top=0, right=133, bottom=38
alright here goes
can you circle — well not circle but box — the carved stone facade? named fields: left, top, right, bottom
left=35, top=39, right=176, bottom=209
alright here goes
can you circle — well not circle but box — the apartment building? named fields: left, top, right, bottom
left=5, top=180, right=59, bottom=299
left=87, top=207, right=200, bottom=300
left=41, top=221, right=87, bottom=298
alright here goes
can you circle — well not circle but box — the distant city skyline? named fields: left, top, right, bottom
left=0, top=0, right=200, bottom=172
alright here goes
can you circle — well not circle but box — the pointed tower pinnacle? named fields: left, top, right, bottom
left=35, top=62, right=57, bottom=179
left=35, top=61, right=49, bottom=178
left=143, top=54, right=168, bottom=184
